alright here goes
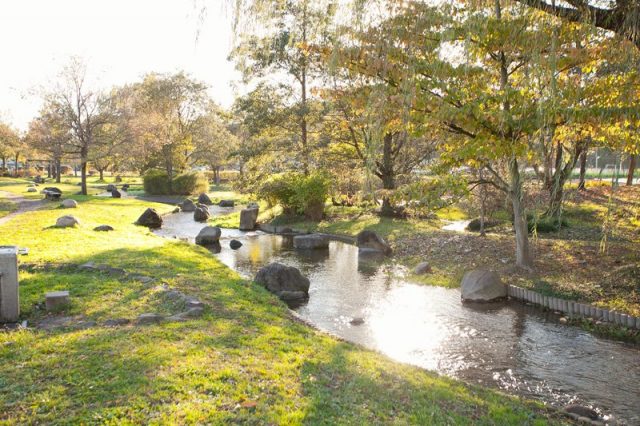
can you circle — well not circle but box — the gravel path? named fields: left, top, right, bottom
left=0, top=191, right=48, bottom=226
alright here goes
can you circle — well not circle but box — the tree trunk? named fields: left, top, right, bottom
left=627, top=154, right=636, bottom=186
left=577, top=149, right=587, bottom=190
left=99, top=169, right=104, bottom=181
left=379, top=133, right=396, bottom=217
left=14, top=153, right=19, bottom=177
left=47, top=162, right=52, bottom=178
left=509, top=158, right=533, bottom=270
left=299, top=1, right=309, bottom=176
left=56, top=159, right=62, bottom=184
left=80, top=148, right=88, bottom=196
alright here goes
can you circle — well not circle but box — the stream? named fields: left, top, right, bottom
left=155, top=211, right=640, bottom=424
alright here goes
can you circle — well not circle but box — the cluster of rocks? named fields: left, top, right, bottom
left=136, top=284, right=206, bottom=325
left=254, top=262, right=310, bottom=303
left=53, top=214, right=115, bottom=232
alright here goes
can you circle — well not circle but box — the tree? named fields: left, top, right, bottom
left=46, top=58, right=111, bottom=195
left=130, top=72, right=209, bottom=190
left=515, top=0, right=640, bottom=50
left=25, top=104, right=70, bottom=183
left=230, top=0, right=336, bottom=174
left=0, top=122, right=20, bottom=175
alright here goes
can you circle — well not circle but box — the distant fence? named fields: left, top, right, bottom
left=507, top=285, right=640, bottom=329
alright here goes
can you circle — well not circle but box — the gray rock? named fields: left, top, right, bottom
left=563, top=405, right=600, bottom=421
left=135, top=208, right=162, bottom=229
left=78, top=261, right=96, bottom=271
left=293, top=234, right=329, bottom=250
left=185, top=299, right=205, bottom=309
left=94, top=225, right=114, bottom=232
left=111, top=189, right=122, bottom=198
left=194, top=206, right=210, bottom=222
left=27, top=187, right=37, bottom=192
left=167, top=307, right=204, bottom=322
left=350, top=317, right=365, bottom=326
left=45, top=290, right=70, bottom=311
left=277, top=290, right=308, bottom=301
left=179, top=199, right=197, bottom=212
left=239, top=207, right=259, bottom=230
left=229, top=239, right=243, bottom=250
left=55, top=215, right=80, bottom=228
left=195, top=226, right=221, bottom=245
left=414, top=262, right=432, bottom=275
left=219, top=199, right=235, bottom=207
left=460, top=270, right=507, bottom=302
left=135, top=313, right=164, bottom=325
left=356, top=230, right=392, bottom=255
left=198, top=193, right=213, bottom=205
left=106, top=184, right=117, bottom=192
left=104, top=318, right=130, bottom=327
left=254, top=263, right=310, bottom=300
left=61, top=199, right=78, bottom=208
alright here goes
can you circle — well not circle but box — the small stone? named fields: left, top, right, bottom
left=104, top=318, right=130, bottom=327
left=79, top=261, right=97, bottom=271
left=167, top=307, right=204, bottom=322
left=106, top=267, right=127, bottom=276
left=559, top=317, right=568, bottom=324
left=179, top=199, right=197, bottom=212
left=93, top=225, right=114, bottom=232
left=219, top=199, right=235, bottom=207
left=45, top=290, right=70, bottom=311
left=413, top=262, right=432, bottom=275
left=350, top=317, right=365, bottom=326
left=185, top=299, right=205, bottom=309
left=27, top=187, right=37, bottom=192
left=55, top=215, right=80, bottom=228
left=135, top=313, right=164, bottom=325
left=194, top=206, right=211, bottom=222
left=229, top=239, right=243, bottom=250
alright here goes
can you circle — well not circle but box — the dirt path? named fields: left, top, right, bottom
left=0, top=191, right=48, bottom=226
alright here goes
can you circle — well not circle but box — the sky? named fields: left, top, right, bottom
left=0, top=0, right=240, bottom=131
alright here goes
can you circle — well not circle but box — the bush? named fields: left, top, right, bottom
left=527, top=215, right=569, bottom=233
left=143, top=171, right=208, bottom=195
left=143, top=171, right=171, bottom=195
left=172, top=172, right=208, bottom=195
left=258, top=172, right=330, bottom=221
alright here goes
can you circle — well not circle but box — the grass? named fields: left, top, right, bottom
left=0, top=197, right=16, bottom=218
left=0, top=181, right=560, bottom=424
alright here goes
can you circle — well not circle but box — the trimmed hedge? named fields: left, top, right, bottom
left=143, top=171, right=208, bottom=195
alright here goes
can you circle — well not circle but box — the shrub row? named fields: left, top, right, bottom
left=143, top=170, right=209, bottom=195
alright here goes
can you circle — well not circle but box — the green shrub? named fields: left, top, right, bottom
left=527, top=215, right=569, bottom=233
left=172, top=172, right=208, bottom=195
left=143, top=171, right=208, bottom=195
left=258, top=172, right=330, bottom=221
left=143, top=171, right=171, bottom=195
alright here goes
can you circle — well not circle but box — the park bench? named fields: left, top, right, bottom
left=42, top=187, right=62, bottom=201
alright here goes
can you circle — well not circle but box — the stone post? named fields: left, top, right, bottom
left=0, top=246, right=19, bottom=322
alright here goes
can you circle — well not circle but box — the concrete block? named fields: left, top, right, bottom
left=45, top=290, right=70, bottom=311
left=0, top=246, right=19, bottom=322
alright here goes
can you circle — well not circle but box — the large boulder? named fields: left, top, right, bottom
left=179, top=199, right=197, bottom=212
left=293, top=234, right=329, bottom=250
left=106, top=184, right=117, bottom=192
left=27, top=187, right=37, bottom=193
left=43, top=187, right=62, bottom=195
left=194, top=206, right=211, bottom=222
left=195, top=226, right=221, bottom=245
left=239, top=207, right=259, bottom=231
left=136, top=208, right=163, bottom=229
left=219, top=199, right=235, bottom=207
left=254, top=263, right=310, bottom=302
left=111, top=189, right=122, bottom=198
left=356, top=230, right=392, bottom=255
left=178, top=198, right=196, bottom=213
left=61, top=199, right=78, bottom=209
left=55, top=215, right=80, bottom=228
left=197, top=193, right=213, bottom=205
left=460, top=270, right=506, bottom=302
left=229, top=239, right=242, bottom=249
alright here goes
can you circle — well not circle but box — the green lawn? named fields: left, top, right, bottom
left=0, top=186, right=559, bottom=424
left=0, top=198, right=16, bottom=218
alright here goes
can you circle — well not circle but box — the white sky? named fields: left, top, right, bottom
left=0, top=0, right=240, bottom=131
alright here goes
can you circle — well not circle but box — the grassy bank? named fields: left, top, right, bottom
left=0, top=197, right=16, bottom=218
left=0, top=188, right=559, bottom=424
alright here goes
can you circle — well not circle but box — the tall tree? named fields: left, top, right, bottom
left=26, top=105, right=70, bottom=183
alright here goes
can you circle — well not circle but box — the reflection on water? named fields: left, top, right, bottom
left=156, top=213, right=640, bottom=423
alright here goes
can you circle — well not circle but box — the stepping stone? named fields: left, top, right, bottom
left=93, top=225, right=114, bottom=232
left=167, top=307, right=204, bottom=322
left=78, top=261, right=97, bottom=271
left=135, top=313, right=164, bottom=325
left=45, top=291, right=70, bottom=311
left=185, top=299, right=205, bottom=309
left=104, top=318, right=131, bottom=327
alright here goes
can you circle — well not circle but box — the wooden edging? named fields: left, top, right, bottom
left=506, top=284, right=640, bottom=329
